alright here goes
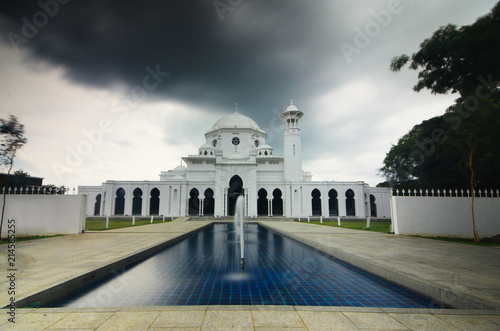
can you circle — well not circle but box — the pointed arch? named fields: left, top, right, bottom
left=94, top=194, right=101, bottom=216
left=132, top=188, right=143, bottom=215
left=228, top=175, right=243, bottom=216
left=189, top=188, right=200, bottom=215
left=272, top=188, right=283, bottom=216
left=114, top=188, right=125, bottom=215
left=328, top=189, right=338, bottom=216
left=346, top=189, right=355, bottom=216
left=204, top=188, right=215, bottom=216
left=150, top=188, right=160, bottom=215
left=257, top=188, right=268, bottom=216
left=370, top=194, right=377, bottom=217
left=311, top=189, right=322, bottom=216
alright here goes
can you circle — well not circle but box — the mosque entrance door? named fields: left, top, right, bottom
left=228, top=175, right=244, bottom=216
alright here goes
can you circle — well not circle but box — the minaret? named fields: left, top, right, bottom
left=281, top=100, right=303, bottom=181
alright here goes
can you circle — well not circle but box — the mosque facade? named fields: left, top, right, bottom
left=79, top=103, right=391, bottom=218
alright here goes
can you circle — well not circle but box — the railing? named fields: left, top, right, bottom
left=1, top=186, right=77, bottom=195
left=392, top=188, right=500, bottom=198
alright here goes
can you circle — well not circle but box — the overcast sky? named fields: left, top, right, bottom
left=0, top=0, right=497, bottom=189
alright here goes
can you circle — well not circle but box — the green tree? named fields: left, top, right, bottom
left=387, top=2, right=500, bottom=242
left=0, top=115, right=27, bottom=241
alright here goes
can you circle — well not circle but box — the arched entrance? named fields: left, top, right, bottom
left=132, top=188, right=143, bottom=215
left=150, top=188, right=160, bottom=215
left=115, top=188, right=125, bottom=215
left=257, top=188, right=268, bottom=216
left=311, top=189, right=321, bottom=216
left=272, top=189, right=283, bottom=216
left=346, top=189, right=356, bottom=216
left=94, top=194, right=101, bottom=216
left=204, top=188, right=215, bottom=216
left=189, top=188, right=200, bottom=215
left=328, top=189, right=338, bottom=216
left=228, top=175, right=243, bottom=216
left=370, top=194, right=377, bottom=217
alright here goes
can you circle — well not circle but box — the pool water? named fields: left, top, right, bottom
left=49, top=223, right=443, bottom=308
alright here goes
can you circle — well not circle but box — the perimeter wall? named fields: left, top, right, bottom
left=0, top=195, right=86, bottom=236
left=391, top=195, right=500, bottom=238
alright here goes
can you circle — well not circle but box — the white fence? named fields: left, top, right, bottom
left=0, top=195, right=86, bottom=236
left=1, top=186, right=77, bottom=195
left=391, top=189, right=500, bottom=238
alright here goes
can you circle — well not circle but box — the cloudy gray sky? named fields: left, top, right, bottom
left=0, top=0, right=497, bottom=189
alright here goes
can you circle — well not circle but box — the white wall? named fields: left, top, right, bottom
left=0, top=195, right=86, bottom=236
left=391, top=196, right=500, bottom=238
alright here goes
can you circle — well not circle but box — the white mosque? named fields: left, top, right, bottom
left=79, top=102, right=391, bottom=218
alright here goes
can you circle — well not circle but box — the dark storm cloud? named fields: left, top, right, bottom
left=0, top=0, right=345, bottom=119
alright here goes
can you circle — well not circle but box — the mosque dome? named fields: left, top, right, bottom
left=285, top=103, right=298, bottom=112
left=209, top=112, right=261, bottom=131
left=173, top=165, right=187, bottom=172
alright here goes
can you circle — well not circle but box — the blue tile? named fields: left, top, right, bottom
left=49, top=223, right=444, bottom=308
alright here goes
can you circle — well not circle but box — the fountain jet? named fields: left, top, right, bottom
left=234, top=195, right=245, bottom=269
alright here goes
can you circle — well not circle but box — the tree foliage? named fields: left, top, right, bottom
left=0, top=115, right=27, bottom=241
left=383, top=2, right=500, bottom=190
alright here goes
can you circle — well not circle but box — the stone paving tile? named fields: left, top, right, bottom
left=0, top=312, right=69, bottom=331
left=201, top=310, right=253, bottom=330
left=480, top=314, right=500, bottom=325
left=343, top=312, right=409, bottom=330
left=388, top=313, right=460, bottom=331
left=95, top=311, right=160, bottom=331
left=151, top=311, right=206, bottom=328
left=435, top=314, right=500, bottom=330
left=251, top=310, right=305, bottom=328
left=296, top=311, right=358, bottom=330
left=46, top=312, right=113, bottom=329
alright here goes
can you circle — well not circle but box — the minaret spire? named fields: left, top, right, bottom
left=235, top=102, right=238, bottom=113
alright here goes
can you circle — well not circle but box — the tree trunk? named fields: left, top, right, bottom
left=0, top=161, right=13, bottom=242
left=469, top=148, right=479, bottom=243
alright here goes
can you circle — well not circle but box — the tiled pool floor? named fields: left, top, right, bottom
left=49, top=223, right=443, bottom=308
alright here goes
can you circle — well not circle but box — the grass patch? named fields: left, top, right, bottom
left=297, top=220, right=391, bottom=233
left=411, top=235, right=500, bottom=246
left=85, top=218, right=171, bottom=231
left=0, top=234, right=65, bottom=244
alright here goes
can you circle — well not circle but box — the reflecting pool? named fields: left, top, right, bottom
left=49, top=223, right=442, bottom=307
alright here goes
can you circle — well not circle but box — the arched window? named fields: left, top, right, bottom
left=272, top=188, right=283, bottom=216
left=114, top=188, right=125, bottom=215
left=132, top=188, right=143, bottom=215
left=228, top=175, right=243, bottom=216
left=150, top=188, right=160, bottom=215
left=311, top=189, right=322, bottom=216
left=257, top=188, right=268, bottom=216
left=94, top=194, right=101, bottom=216
left=370, top=194, right=377, bottom=217
left=328, top=189, right=338, bottom=216
left=189, top=188, right=200, bottom=215
left=204, top=188, right=215, bottom=216
left=346, top=189, right=355, bottom=216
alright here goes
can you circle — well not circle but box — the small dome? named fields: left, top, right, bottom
left=210, top=112, right=261, bottom=131
left=285, top=104, right=298, bottom=112
left=173, top=165, right=187, bottom=172
left=257, top=144, right=273, bottom=150
left=200, top=143, right=214, bottom=149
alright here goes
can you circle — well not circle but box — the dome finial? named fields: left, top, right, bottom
left=290, top=98, right=293, bottom=106
left=235, top=102, right=238, bottom=113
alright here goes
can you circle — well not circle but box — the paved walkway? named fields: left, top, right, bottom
left=0, top=220, right=499, bottom=330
